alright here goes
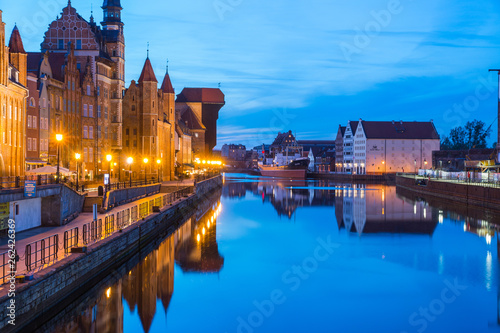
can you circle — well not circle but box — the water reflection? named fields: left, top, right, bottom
left=47, top=197, right=223, bottom=333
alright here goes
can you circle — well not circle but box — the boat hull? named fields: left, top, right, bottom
left=259, top=167, right=307, bottom=179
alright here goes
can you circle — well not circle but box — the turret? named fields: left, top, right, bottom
left=101, top=0, right=123, bottom=30
left=8, top=25, right=27, bottom=86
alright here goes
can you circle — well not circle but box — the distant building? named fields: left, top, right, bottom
left=297, top=140, right=336, bottom=173
left=270, top=130, right=296, bottom=154
left=335, top=125, right=346, bottom=172
left=353, top=120, right=440, bottom=174
left=432, top=149, right=496, bottom=172
left=26, top=73, right=42, bottom=169
left=221, top=144, right=246, bottom=161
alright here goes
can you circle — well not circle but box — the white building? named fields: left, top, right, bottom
left=353, top=120, right=440, bottom=174
left=342, top=121, right=358, bottom=173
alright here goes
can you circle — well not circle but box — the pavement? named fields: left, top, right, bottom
left=0, top=179, right=196, bottom=280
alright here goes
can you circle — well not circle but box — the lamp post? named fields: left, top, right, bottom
left=127, top=157, right=133, bottom=187
left=414, top=159, right=417, bottom=180
left=75, top=153, right=81, bottom=191
left=143, top=158, right=149, bottom=184
left=156, top=159, right=161, bottom=183
left=56, top=134, right=63, bottom=183
left=106, top=154, right=112, bottom=190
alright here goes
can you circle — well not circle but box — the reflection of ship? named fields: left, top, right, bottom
left=258, top=157, right=309, bottom=179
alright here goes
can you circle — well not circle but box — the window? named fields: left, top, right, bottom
left=33, top=116, right=37, bottom=129
left=97, top=106, right=101, bottom=118
left=77, top=63, right=81, bottom=70
left=126, top=140, right=129, bottom=147
left=97, top=87, right=100, bottom=96
left=133, top=129, right=137, bottom=135
left=27, top=115, right=32, bottom=128
left=89, top=105, right=93, bottom=118
left=131, top=105, right=136, bottom=111
left=89, top=126, right=93, bottom=139
left=83, top=104, right=88, bottom=117
left=27, top=138, right=32, bottom=151
left=33, top=139, right=37, bottom=151
left=87, top=85, right=91, bottom=96
left=133, top=140, right=137, bottom=147
left=29, top=98, right=35, bottom=107
left=58, top=39, right=64, bottom=49
left=98, top=125, right=101, bottom=139
left=89, top=148, right=93, bottom=163
left=68, top=81, right=71, bottom=90
left=104, top=127, right=108, bottom=139
left=1, top=105, right=5, bottom=117
left=84, top=147, right=88, bottom=163
left=76, top=39, right=82, bottom=50
left=104, top=107, right=108, bottom=118
left=83, top=126, right=88, bottom=139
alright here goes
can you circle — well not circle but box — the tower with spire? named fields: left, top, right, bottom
left=9, top=25, right=27, bottom=88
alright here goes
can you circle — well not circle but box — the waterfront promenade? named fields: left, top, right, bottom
left=0, top=179, right=195, bottom=286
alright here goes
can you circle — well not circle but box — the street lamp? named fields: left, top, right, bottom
left=156, top=159, right=161, bottom=183
left=127, top=157, right=133, bottom=187
left=143, top=158, right=149, bottom=183
left=106, top=154, right=112, bottom=189
left=75, top=153, right=81, bottom=191
left=56, top=134, right=63, bottom=183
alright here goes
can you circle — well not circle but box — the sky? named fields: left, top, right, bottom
left=2, top=0, right=500, bottom=149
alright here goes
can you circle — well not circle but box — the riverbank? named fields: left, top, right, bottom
left=0, top=175, right=222, bottom=332
left=396, top=174, right=500, bottom=212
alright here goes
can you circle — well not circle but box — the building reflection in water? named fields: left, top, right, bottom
left=50, top=201, right=223, bottom=333
left=336, top=184, right=438, bottom=235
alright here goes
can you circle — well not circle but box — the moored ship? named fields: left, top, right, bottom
left=259, top=157, right=309, bottom=179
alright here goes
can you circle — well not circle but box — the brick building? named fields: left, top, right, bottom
left=0, top=15, right=28, bottom=177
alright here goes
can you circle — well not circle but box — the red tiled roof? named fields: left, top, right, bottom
left=161, top=72, right=174, bottom=94
left=138, top=58, right=157, bottom=83
left=176, top=88, right=225, bottom=104
left=8, top=26, right=26, bottom=54
left=360, top=121, right=440, bottom=140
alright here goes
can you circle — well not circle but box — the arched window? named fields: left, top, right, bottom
left=29, top=98, right=35, bottom=107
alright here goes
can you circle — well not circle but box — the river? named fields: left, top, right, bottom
left=39, top=173, right=500, bottom=333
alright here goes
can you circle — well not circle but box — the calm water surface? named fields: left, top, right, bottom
left=48, top=173, right=500, bottom=333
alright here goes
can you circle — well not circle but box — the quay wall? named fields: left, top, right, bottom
left=0, top=175, right=222, bottom=332
left=396, top=175, right=500, bottom=210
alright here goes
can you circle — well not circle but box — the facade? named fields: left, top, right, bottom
left=122, top=58, right=175, bottom=181
left=297, top=140, right=335, bottom=173
left=0, top=16, right=28, bottom=177
left=352, top=120, right=440, bottom=174
left=270, top=130, right=296, bottom=154
left=342, top=121, right=358, bottom=173
left=335, top=125, right=345, bottom=172
left=432, top=149, right=496, bottom=172
left=26, top=73, right=42, bottom=169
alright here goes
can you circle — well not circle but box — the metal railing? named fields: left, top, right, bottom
left=63, top=227, right=79, bottom=254
left=4, top=183, right=199, bottom=283
left=0, top=250, right=16, bottom=284
left=0, top=174, right=57, bottom=190
left=25, top=234, right=59, bottom=272
left=104, top=215, right=115, bottom=237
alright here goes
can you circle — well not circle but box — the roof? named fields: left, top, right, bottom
left=176, top=88, right=225, bottom=104
left=27, top=52, right=43, bottom=74
left=9, top=26, right=26, bottom=54
left=180, top=106, right=205, bottom=130
left=47, top=53, right=66, bottom=82
left=339, top=126, right=346, bottom=136
left=347, top=121, right=358, bottom=134
left=360, top=121, right=440, bottom=140
left=138, top=58, right=157, bottom=83
left=103, top=0, right=122, bottom=8
left=161, top=72, right=174, bottom=94
left=272, top=130, right=295, bottom=146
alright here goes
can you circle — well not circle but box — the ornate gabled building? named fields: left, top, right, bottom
left=33, top=0, right=124, bottom=175
left=122, top=58, right=175, bottom=181
left=0, top=13, right=28, bottom=177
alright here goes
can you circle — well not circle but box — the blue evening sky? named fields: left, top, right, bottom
left=2, top=0, right=500, bottom=148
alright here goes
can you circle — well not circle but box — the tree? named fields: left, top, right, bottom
left=441, top=119, right=491, bottom=150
